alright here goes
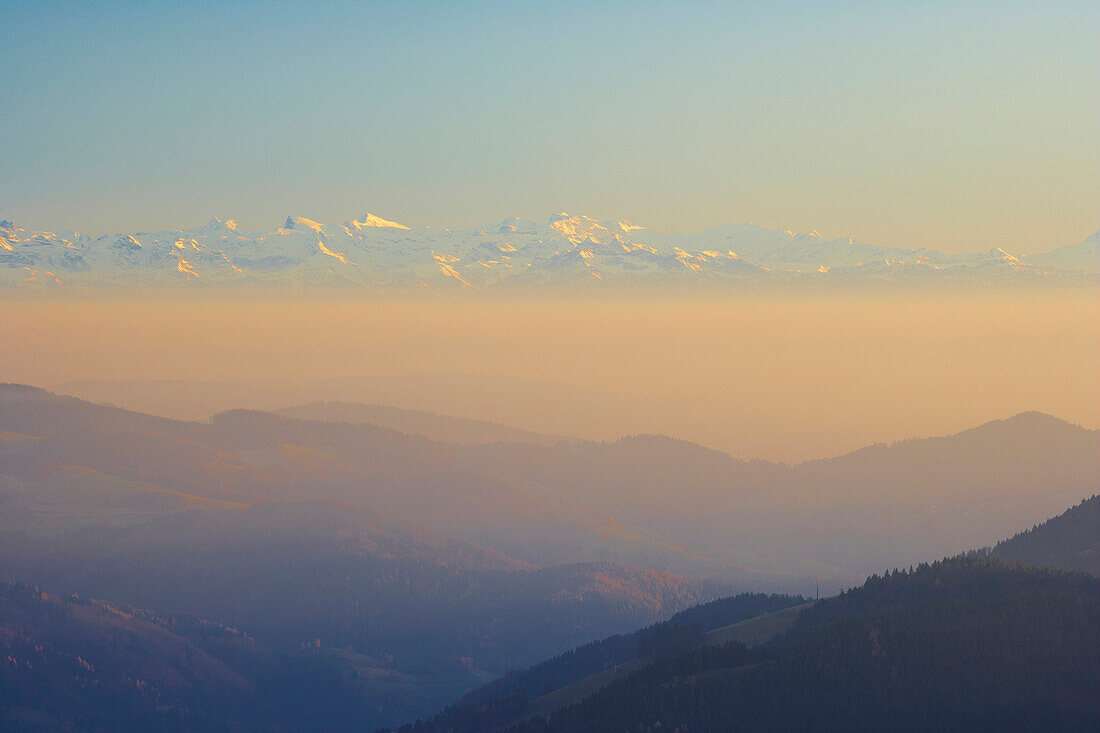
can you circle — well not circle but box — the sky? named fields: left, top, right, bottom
left=1, top=0, right=1097, bottom=253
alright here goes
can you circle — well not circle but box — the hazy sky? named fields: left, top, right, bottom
left=4, top=293, right=1098, bottom=462
left=2, top=1, right=1097, bottom=253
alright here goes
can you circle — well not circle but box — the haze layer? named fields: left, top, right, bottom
left=3, top=291, right=1095, bottom=462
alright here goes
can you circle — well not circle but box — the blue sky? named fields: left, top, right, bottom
left=2, top=0, right=1097, bottom=252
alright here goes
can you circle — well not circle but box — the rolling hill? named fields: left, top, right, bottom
left=0, top=579, right=385, bottom=732
left=3, top=384, right=1097, bottom=590
left=467, top=413, right=1100, bottom=577
left=275, top=401, right=571, bottom=446
left=0, top=499, right=715, bottom=728
left=0, top=385, right=726, bottom=727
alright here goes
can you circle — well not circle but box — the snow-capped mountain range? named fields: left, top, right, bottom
left=1, top=213, right=1096, bottom=291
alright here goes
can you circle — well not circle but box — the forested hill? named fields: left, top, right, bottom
left=394, top=558, right=1100, bottom=732
left=993, top=495, right=1099, bottom=576
left=790, top=554, right=1100, bottom=632
left=454, top=593, right=804, bottom=708
left=519, top=593, right=1100, bottom=732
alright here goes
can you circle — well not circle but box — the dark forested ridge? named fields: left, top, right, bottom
left=993, top=495, right=1099, bottom=576
left=790, top=554, right=1100, bottom=633
left=453, top=593, right=805, bottom=708
left=392, top=558, right=1100, bottom=733
left=662, top=592, right=808, bottom=630
left=519, top=592, right=1100, bottom=732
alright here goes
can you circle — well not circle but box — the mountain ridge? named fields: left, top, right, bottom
left=274, top=401, right=572, bottom=447
left=4, top=384, right=1097, bottom=585
left=3, top=214, right=1096, bottom=290
left=993, top=495, right=1099, bottom=576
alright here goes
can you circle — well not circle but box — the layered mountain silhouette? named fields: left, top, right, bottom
left=0, top=386, right=719, bottom=727
left=275, top=401, right=571, bottom=446
left=3, top=385, right=1096, bottom=589
left=2, top=384, right=1098, bottom=730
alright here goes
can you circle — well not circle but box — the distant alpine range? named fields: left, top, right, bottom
left=2, top=213, right=1097, bottom=290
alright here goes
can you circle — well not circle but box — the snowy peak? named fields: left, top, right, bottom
left=1, top=212, right=1096, bottom=290
left=111, top=234, right=142, bottom=251
left=283, top=215, right=324, bottom=234
left=496, top=217, right=538, bottom=234
left=1024, top=229, right=1100, bottom=273
left=191, top=217, right=238, bottom=235
left=546, top=213, right=655, bottom=253
left=548, top=213, right=611, bottom=245
left=350, top=213, right=410, bottom=230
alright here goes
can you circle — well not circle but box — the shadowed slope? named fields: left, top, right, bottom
left=408, top=558, right=1100, bottom=733
left=993, top=495, right=1100, bottom=575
